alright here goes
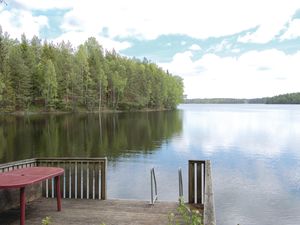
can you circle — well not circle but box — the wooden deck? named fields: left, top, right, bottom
left=0, top=198, right=181, bottom=225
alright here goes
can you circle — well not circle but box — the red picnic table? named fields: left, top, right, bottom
left=0, top=167, right=64, bottom=225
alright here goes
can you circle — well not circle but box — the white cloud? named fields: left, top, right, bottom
left=1, top=0, right=300, bottom=50
left=160, top=49, right=300, bottom=98
left=208, top=40, right=232, bottom=52
left=0, top=9, right=48, bottom=39
left=189, top=44, right=201, bottom=51
left=160, top=51, right=200, bottom=76
left=57, top=0, right=300, bottom=41
left=280, top=19, right=300, bottom=40
left=231, top=48, right=241, bottom=53
left=179, top=105, right=300, bottom=157
left=0, top=5, right=129, bottom=52
left=11, top=0, right=72, bottom=10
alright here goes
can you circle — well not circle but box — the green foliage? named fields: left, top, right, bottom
left=185, top=92, right=300, bottom=105
left=42, top=60, right=58, bottom=109
left=41, top=216, right=51, bottom=225
left=265, top=92, right=300, bottom=104
left=0, top=73, right=4, bottom=101
left=0, top=26, right=184, bottom=112
left=168, top=197, right=202, bottom=225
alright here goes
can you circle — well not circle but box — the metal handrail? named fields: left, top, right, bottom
left=150, top=167, right=158, bottom=205
left=178, top=167, right=183, bottom=200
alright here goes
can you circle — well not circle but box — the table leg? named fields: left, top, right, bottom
left=55, top=176, right=62, bottom=211
left=20, top=187, right=26, bottom=225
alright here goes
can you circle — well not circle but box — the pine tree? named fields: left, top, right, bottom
left=42, top=60, right=58, bottom=110
left=0, top=73, right=4, bottom=101
left=75, top=45, right=92, bottom=109
left=30, top=35, right=43, bottom=100
left=56, top=41, right=74, bottom=110
left=84, top=37, right=107, bottom=111
left=8, top=45, right=31, bottom=110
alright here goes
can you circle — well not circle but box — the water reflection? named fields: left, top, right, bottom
left=178, top=104, right=300, bottom=225
left=0, top=111, right=183, bottom=163
left=1, top=104, right=300, bottom=225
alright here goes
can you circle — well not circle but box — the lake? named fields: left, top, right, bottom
left=1, top=104, right=300, bottom=225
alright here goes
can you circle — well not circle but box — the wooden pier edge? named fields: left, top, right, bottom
left=203, top=160, right=216, bottom=225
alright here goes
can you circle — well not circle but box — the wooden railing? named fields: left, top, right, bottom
left=37, top=158, right=106, bottom=200
left=0, top=158, right=38, bottom=172
left=188, top=160, right=205, bottom=204
left=188, top=160, right=216, bottom=225
left=0, top=157, right=107, bottom=200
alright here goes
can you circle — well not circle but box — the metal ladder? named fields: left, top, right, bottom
left=178, top=167, right=183, bottom=201
left=150, top=167, right=158, bottom=205
left=150, top=167, right=184, bottom=204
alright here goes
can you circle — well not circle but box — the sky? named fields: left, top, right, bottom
left=1, top=0, right=300, bottom=98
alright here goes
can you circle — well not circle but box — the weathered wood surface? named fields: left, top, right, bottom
left=203, top=160, right=216, bottom=225
left=188, top=160, right=205, bottom=205
left=0, top=198, right=180, bottom=225
left=188, top=161, right=195, bottom=203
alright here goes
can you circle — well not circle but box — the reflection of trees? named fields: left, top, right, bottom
left=0, top=111, right=183, bottom=163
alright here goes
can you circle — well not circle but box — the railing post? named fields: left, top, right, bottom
left=203, top=160, right=216, bottom=225
left=188, top=161, right=195, bottom=203
left=197, top=162, right=202, bottom=204
left=101, top=158, right=107, bottom=200
left=189, top=160, right=206, bottom=205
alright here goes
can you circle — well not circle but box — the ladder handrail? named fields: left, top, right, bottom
left=178, top=167, right=183, bottom=200
left=150, top=167, right=158, bottom=205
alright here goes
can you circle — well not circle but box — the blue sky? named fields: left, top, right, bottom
left=1, top=0, right=300, bottom=98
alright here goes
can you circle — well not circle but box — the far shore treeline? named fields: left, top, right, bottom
left=0, top=27, right=183, bottom=113
left=185, top=92, right=300, bottom=104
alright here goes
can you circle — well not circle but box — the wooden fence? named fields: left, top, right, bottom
left=0, top=157, right=107, bottom=200
left=188, top=160, right=216, bottom=225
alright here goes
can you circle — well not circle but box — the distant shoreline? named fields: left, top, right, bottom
left=181, top=103, right=300, bottom=105
left=184, top=92, right=300, bottom=104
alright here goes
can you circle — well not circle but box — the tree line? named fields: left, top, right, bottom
left=184, top=92, right=300, bottom=104
left=0, top=27, right=183, bottom=112
left=265, top=92, right=300, bottom=104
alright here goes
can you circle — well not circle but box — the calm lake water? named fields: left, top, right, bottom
left=1, top=104, right=300, bottom=225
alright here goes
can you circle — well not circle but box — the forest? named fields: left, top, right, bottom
left=184, top=92, right=300, bottom=104
left=0, top=27, right=183, bottom=113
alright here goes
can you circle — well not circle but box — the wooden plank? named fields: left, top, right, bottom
left=75, top=162, right=78, bottom=199
left=63, top=162, right=66, bottom=198
left=0, top=158, right=37, bottom=169
left=95, top=163, right=99, bottom=199
left=85, top=162, right=89, bottom=199
left=0, top=198, right=184, bottom=225
left=80, top=162, right=83, bottom=199
left=101, top=161, right=107, bottom=200
left=188, top=161, right=195, bottom=203
left=203, top=160, right=216, bottom=225
left=197, top=162, right=202, bottom=204
left=69, top=163, right=72, bottom=199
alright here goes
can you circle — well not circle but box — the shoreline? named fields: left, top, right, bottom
left=0, top=107, right=172, bottom=116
